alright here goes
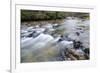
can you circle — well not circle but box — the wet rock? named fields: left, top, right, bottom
left=73, top=40, right=82, bottom=49
left=76, top=32, right=80, bottom=36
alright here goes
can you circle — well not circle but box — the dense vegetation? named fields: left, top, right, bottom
left=21, top=10, right=89, bottom=21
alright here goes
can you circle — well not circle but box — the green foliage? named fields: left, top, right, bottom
left=21, top=10, right=89, bottom=21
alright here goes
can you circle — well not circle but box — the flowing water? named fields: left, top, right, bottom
left=21, top=17, right=89, bottom=63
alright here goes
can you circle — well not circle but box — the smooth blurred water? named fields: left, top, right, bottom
left=21, top=17, right=89, bottom=62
